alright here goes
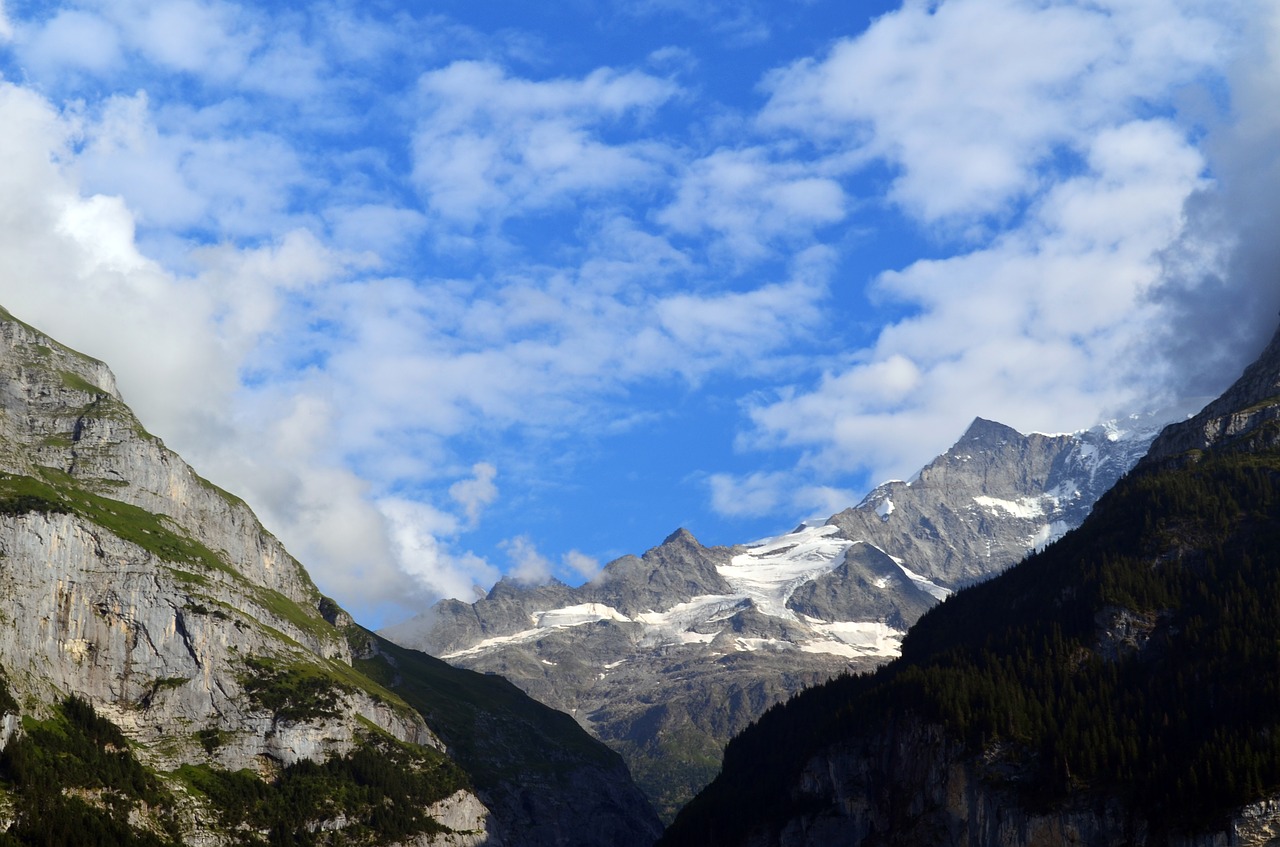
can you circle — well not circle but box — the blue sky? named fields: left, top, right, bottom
left=0, top=0, right=1277, bottom=627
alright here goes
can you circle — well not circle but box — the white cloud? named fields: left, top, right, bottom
left=744, top=118, right=1208, bottom=483
left=759, top=0, right=1227, bottom=224
left=501, top=537, right=601, bottom=586
left=1146, top=2, right=1280, bottom=398
left=658, top=148, right=846, bottom=262
left=708, top=470, right=855, bottom=524
left=410, top=61, right=679, bottom=227
left=20, top=9, right=122, bottom=76
left=3, top=0, right=1267, bottom=627
left=563, top=550, right=602, bottom=582
left=380, top=497, right=498, bottom=603
left=76, top=93, right=310, bottom=238
left=501, top=535, right=554, bottom=585
left=449, top=463, right=499, bottom=527
left=120, top=0, right=251, bottom=80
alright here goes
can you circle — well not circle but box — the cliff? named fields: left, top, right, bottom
left=0, top=306, right=660, bottom=846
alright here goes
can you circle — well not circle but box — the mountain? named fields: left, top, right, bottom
left=658, top=329, right=1280, bottom=847
left=383, top=412, right=1164, bottom=820
left=0, top=306, right=661, bottom=846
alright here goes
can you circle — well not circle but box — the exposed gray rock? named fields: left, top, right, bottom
left=786, top=542, right=933, bottom=629
left=1145, top=326, right=1280, bottom=462
left=829, top=415, right=1163, bottom=590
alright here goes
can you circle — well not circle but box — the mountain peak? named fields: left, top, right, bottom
left=956, top=416, right=1024, bottom=449
left=662, top=527, right=700, bottom=546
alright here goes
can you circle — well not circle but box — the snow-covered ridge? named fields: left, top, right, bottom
left=719, top=524, right=853, bottom=619
left=445, top=524, right=915, bottom=661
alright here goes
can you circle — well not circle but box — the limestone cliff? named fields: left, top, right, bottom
left=0, top=306, right=660, bottom=846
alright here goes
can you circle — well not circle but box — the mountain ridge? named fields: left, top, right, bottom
left=385, top=408, right=1167, bottom=819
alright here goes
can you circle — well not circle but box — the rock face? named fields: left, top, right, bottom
left=1144, top=326, right=1280, bottom=462
left=384, top=414, right=1163, bottom=820
left=831, top=416, right=1162, bottom=590
left=0, top=306, right=660, bottom=846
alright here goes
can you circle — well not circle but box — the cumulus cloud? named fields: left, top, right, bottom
left=501, top=537, right=601, bottom=585
left=411, top=61, right=679, bottom=227
left=449, top=463, right=499, bottom=527
left=3, top=0, right=1272, bottom=625
left=745, top=116, right=1209, bottom=482
left=0, top=82, right=421, bottom=620
left=563, top=550, right=602, bottom=582
left=19, top=9, right=122, bottom=77
left=719, top=0, right=1240, bottom=489
left=501, top=536, right=555, bottom=585
left=380, top=497, right=498, bottom=603
left=75, top=92, right=320, bottom=244
left=1146, top=2, right=1280, bottom=398
left=759, top=0, right=1226, bottom=225
left=658, top=148, right=846, bottom=263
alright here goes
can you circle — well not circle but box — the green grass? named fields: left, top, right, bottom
left=58, top=369, right=107, bottom=395
left=239, top=656, right=353, bottom=723
left=0, top=468, right=232, bottom=575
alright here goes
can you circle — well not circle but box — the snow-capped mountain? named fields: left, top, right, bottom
left=381, top=412, right=1169, bottom=821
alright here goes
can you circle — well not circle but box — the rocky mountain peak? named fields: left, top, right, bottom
left=957, top=416, right=1024, bottom=449
left=386, top=410, right=1165, bottom=821
left=662, top=526, right=699, bottom=545
left=659, top=321, right=1280, bottom=847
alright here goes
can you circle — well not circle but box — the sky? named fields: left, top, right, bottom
left=0, top=0, right=1278, bottom=628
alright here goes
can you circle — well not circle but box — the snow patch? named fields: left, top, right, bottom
left=891, top=558, right=952, bottom=601
left=1030, top=520, right=1073, bottom=551
left=721, top=524, right=854, bottom=619
left=804, top=621, right=904, bottom=658
left=973, top=495, right=1046, bottom=519
left=535, top=603, right=631, bottom=628
left=444, top=602, right=634, bottom=658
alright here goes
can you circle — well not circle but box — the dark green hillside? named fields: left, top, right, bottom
left=662, top=447, right=1280, bottom=845
left=350, top=629, right=664, bottom=847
